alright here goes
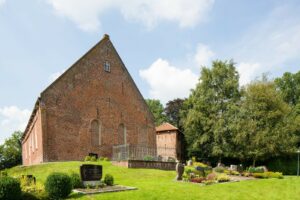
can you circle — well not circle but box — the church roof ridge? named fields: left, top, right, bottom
left=22, top=34, right=110, bottom=141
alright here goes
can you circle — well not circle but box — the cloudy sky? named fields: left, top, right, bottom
left=1, top=0, right=300, bottom=143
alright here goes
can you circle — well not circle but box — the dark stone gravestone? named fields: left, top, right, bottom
left=80, top=164, right=102, bottom=186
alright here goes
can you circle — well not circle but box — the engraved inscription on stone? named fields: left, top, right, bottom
left=80, top=164, right=103, bottom=181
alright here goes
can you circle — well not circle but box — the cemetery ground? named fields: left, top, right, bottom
left=6, top=161, right=300, bottom=200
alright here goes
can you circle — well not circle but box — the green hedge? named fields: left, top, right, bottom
left=0, top=176, right=22, bottom=200
left=265, top=155, right=298, bottom=175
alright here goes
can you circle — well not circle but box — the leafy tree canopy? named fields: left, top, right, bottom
left=164, top=98, right=184, bottom=129
left=0, top=131, right=23, bottom=170
left=182, top=60, right=240, bottom=161
left=145, top=99, right=167, bottom=126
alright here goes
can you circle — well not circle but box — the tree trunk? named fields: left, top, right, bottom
left=218, top=156, right=222, bottom=164
left=252, top=159, right=256, bottom=167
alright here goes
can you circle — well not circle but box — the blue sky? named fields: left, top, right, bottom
left=1, top=0, right=300, bottom=143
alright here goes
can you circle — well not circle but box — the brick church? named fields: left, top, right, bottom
left=22, top=34, right=156, bottom=166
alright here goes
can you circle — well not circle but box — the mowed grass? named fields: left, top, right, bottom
left=7, top=161, right=300, bottom=200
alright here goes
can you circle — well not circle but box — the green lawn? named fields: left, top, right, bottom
left=7, top=161, right=300, bottom=200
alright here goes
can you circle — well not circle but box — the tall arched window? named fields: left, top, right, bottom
left=91, top=120, right=101, bottom=146
left=138, top=126, right=148, bottom=146
left=118, top=123, right=126, bottom=145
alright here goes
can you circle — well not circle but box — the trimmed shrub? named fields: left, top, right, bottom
left=70, top=173, right=83, bottom=189
left=214, top=166, right=225, bottom=173
left=217, top=174, right=230, bottom=182
left=45, top=173, right=72, bottom=199
left=0, top=176, right=22, bottom=200
left=84, top=156, right=91, bottom=161
left=90, top=156, right=97, bottom=162
left=104, top=174, right=114, bottom=186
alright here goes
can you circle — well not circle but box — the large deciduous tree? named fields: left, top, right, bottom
left=182, top=60, right=240, bottom=161
left=164, top=98, right=184, bottom=129
left=275, top=71, right=300, bottom=105
left=234, top=80, right=296, bottom=166
left=0, top=131, right=23, bottom=170
left=145, top=99, right=167, bottom=126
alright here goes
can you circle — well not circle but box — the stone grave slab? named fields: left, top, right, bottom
left=80, top=164, right=102, bottom=186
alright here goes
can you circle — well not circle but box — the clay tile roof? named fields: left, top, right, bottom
left=156, top=122, right=178, bottom=132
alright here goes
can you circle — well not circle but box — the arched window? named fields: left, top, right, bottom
left=138, top=126, right=148, bottom=146
left=91, top=120, right=101, bottom=146
left=118, top=123, right=126, bottom=145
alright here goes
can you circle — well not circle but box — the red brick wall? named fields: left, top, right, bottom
left=33, top=36, right=156, bottom=163
left=156, top=131, right=177, bottom=159
left=22, top=107, right=44, bottom=165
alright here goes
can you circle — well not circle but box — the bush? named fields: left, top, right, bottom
left=206, top=173, right=217, bottom=181
left=90, top=156, right=97, bottom=162
left=0, top=170, right=8, bottom=177
left=190, top=177, right=206, bottom=183
left=0, top=176, right=22, bottom=200
left=267, top=172, right=283, bottom=179
left=70, top=173, right=83, bottom=189
left=217, top=174, right=230, bottom=182
left=266, top=156, right=297, bottom=175
left=45, top=173, right=72, bottom=199
left=214, top=166, right=225, bottom=173
left=143, top=156, right=154, bottom=161
left=203, top=180, right=216, bottom=185
left=252, top=173, right=267, bottom=179
left=242, top=172, right=250, bottom=177
left=104, top=174, right=114, bottom=186
left=253, top=172, right=283, bottom=179
left=228, top=170, right=240, bottom=175
left=193, top=162, right=208, bottom=168
left=84, top=156, right=91, bottom=161
left=248, top=166, right=264, bottom=173
left=98, top=157, right=104, bottom=161
left=104, top=157, right=110, bottom=162
left=20, top=179, right=47, bottom=200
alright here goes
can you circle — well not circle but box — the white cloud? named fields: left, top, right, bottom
left=233, top=5, right=300, bottom=85
left=48, top=70, right=65, bottom=83
left=46, top=0, right=214, bottom=32
left=139, top=58, right=198, bottom=104
left=0, top=106, right=31, bottom=144
left=194, top=43, right=215, bottom=67
left=237, top=62, right=261, bottom=86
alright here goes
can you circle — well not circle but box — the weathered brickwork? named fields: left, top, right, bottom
left=22, top=35, right=156, bottom=165
left=156, top=123, right=185, bottom=161
left=22, top=105, right=44, bottom=165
